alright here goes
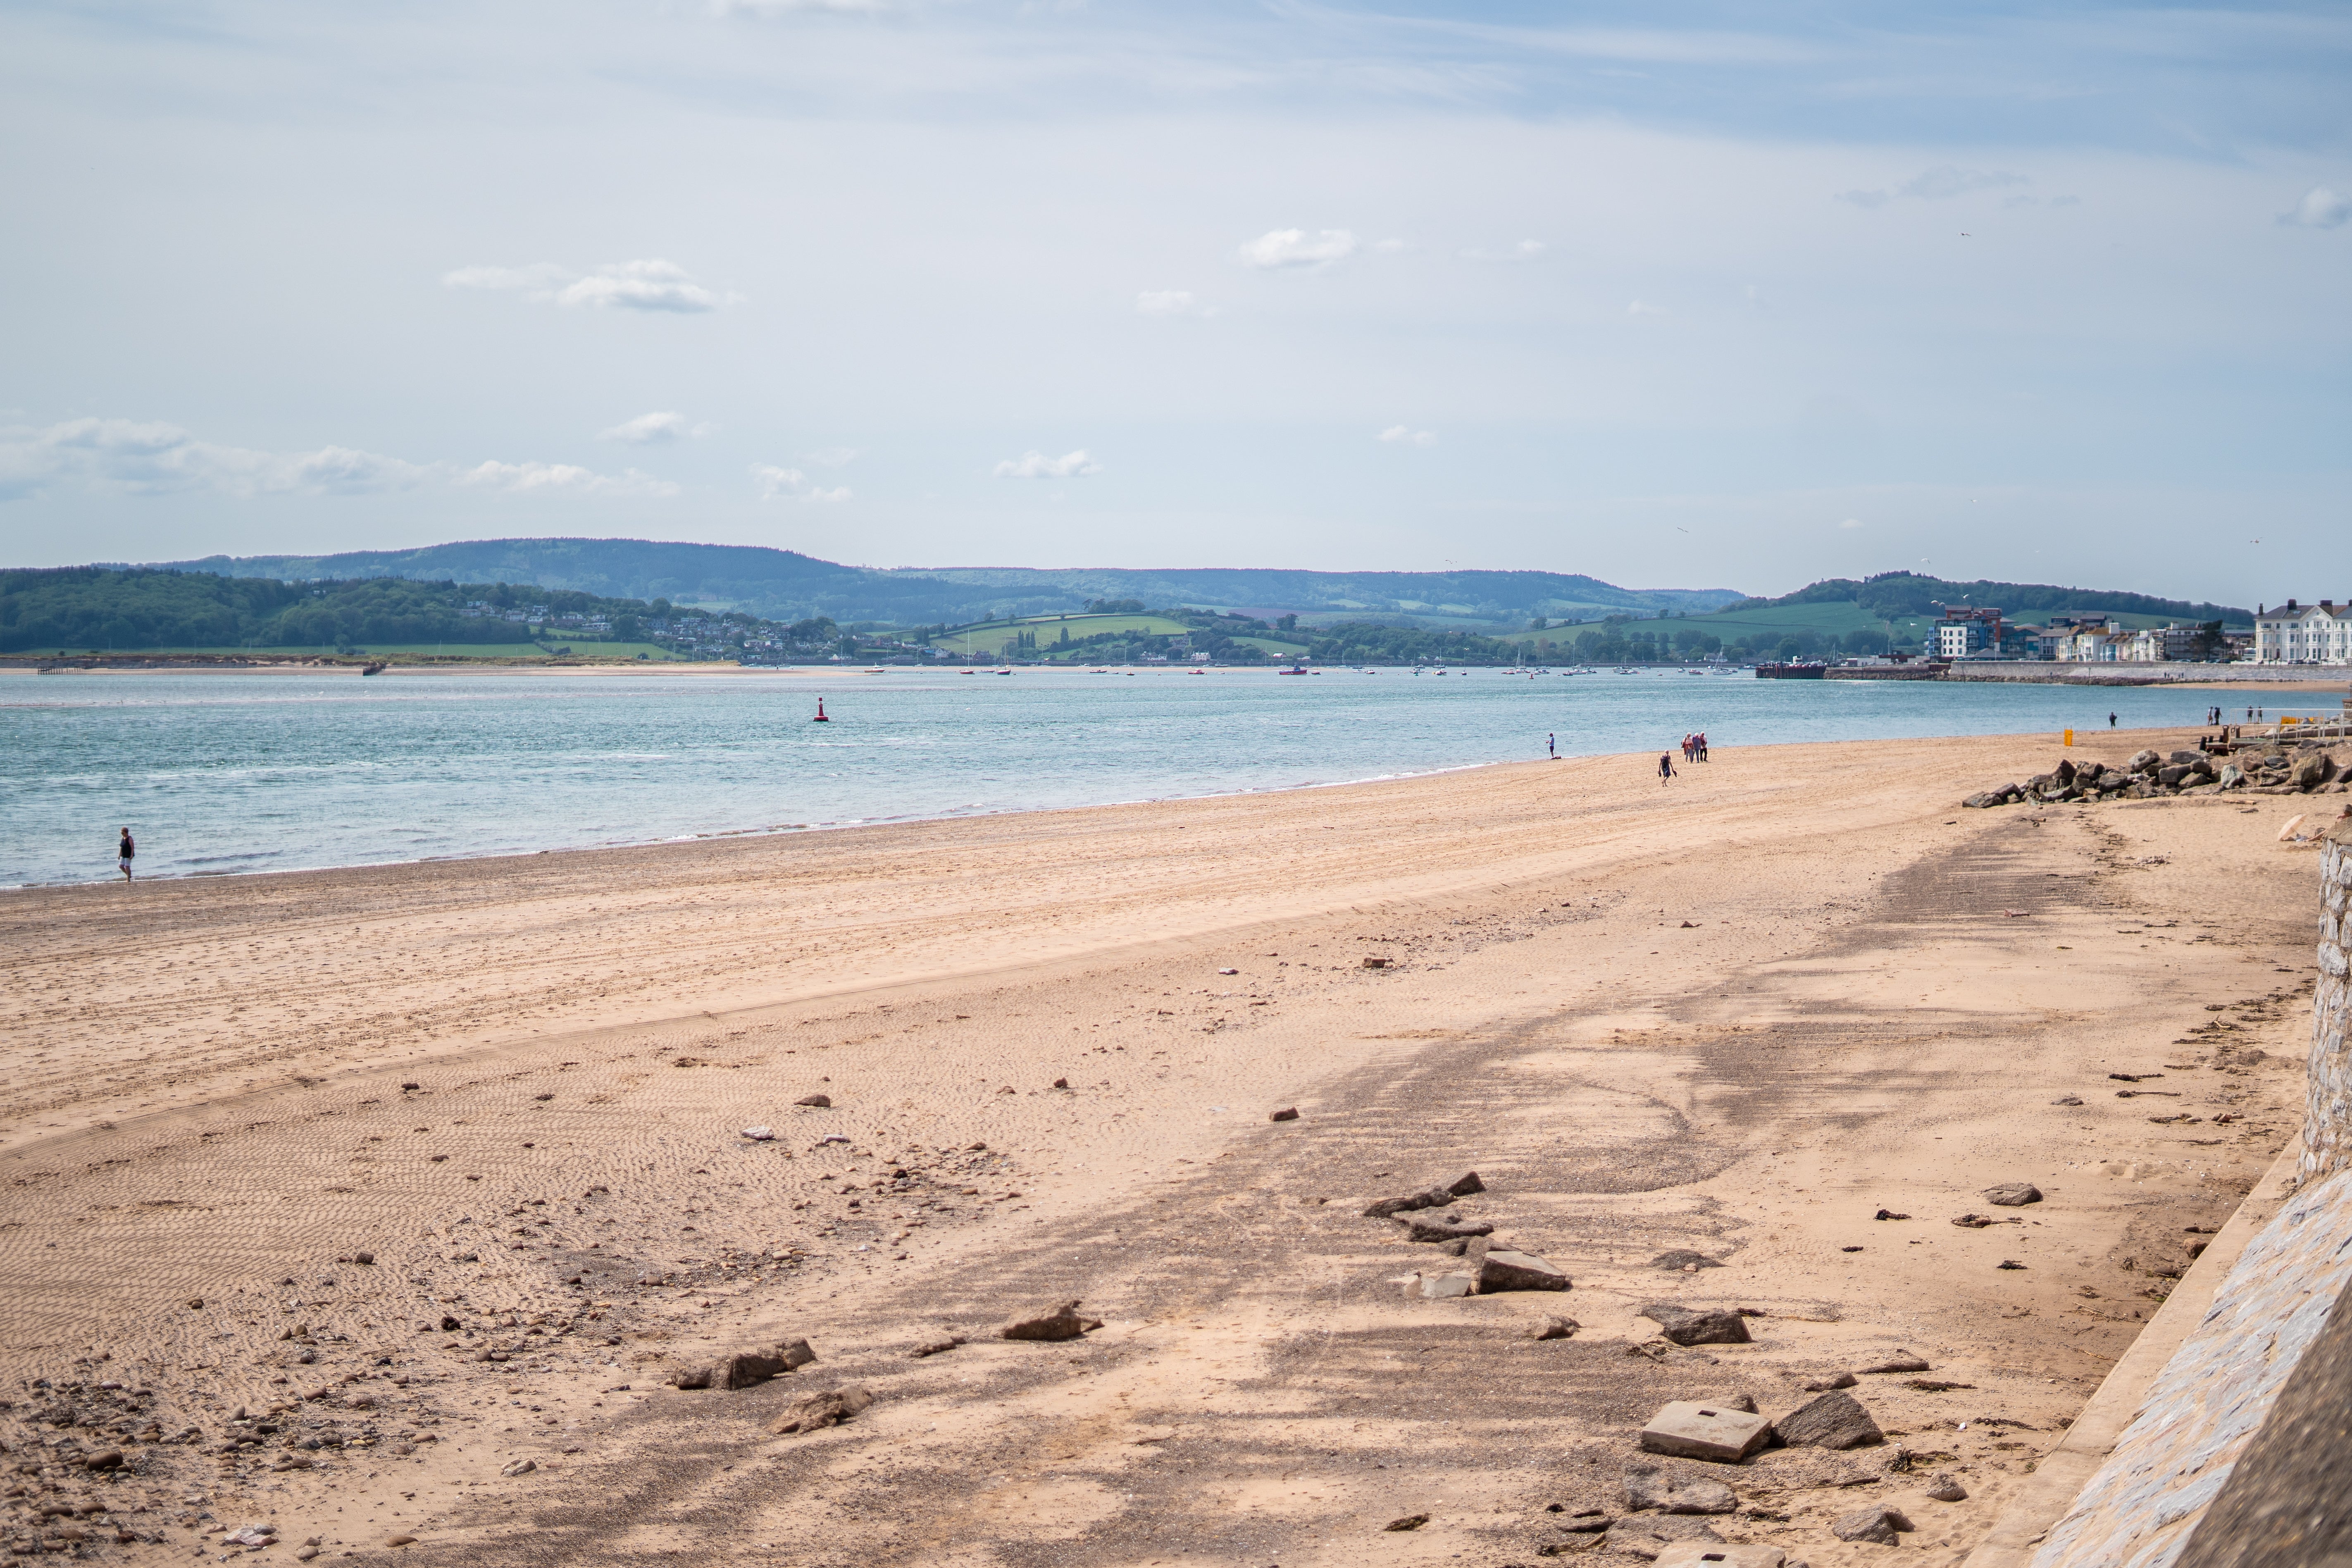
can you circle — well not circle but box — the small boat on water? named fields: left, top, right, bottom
left=863, top=667, right=886, bottom=674
left=1277, top=665, right=1309, bottom=675
left=993, top=667, right=1013, bottom=675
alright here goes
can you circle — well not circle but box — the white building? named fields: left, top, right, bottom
left=2058, top=625, right=2128, bottom=662
left=2252, top=600, right=2352, bottom=664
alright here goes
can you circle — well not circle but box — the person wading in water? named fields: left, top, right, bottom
left=117, top=827, right=135, bottom=883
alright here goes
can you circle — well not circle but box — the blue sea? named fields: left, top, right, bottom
left=0, top=666, right=2243, bottom=887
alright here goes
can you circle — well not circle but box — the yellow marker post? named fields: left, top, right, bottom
left=2063, top=727, right=2074, bottom=747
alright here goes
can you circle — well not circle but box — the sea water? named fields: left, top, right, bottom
left=0, top=667, right=2241, bottom=887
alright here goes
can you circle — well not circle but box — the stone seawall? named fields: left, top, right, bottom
left=1940, top=662, right=2352, bottom=687
left=1969, top=815, right=2352, bottom=1567
left=2298, top=821, right=2352, bottom=1182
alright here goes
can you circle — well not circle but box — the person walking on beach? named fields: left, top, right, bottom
left=1547, top=732, right=1556, bottom=759
left=2109, top=712, right=2118, bottom=728
left=1659, top=752, right=1676, bottom=784
left=117, top=827, right=134, bottom=883
left=1696, top=732, right=1709, bottom=762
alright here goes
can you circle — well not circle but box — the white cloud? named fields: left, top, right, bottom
left=460, top=460, right=680, bottom=496
left=442, top=258, right=730, bottom=312
left=1627, top=300, right=1668, bottom=316
left=993, top=449, right=1100, bottom=478
left=1378, top=425, right=1436, bottom=447
left=752, top=462, right=853, bottom=501
left=2281, top=187, right=2351, bottom=229
left=1458, top=239, right=1547, bottom=262
left=598, top=410, right=707, bottom=444
left=0, top=418, right=428, bottom=500
left=1238, top=228, right=1358, bottom=269
left=1839, top=517, right=1865, bottom=529
left=1137, top=289, right=1214, bottom=317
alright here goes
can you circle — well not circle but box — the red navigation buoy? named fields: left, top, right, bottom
left=812, top=698, right=830, bottom=722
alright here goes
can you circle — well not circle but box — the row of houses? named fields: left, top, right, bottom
left=1928, top=608, right=2233, bottom=663
left=1924, top=599, right=2350, bottom=665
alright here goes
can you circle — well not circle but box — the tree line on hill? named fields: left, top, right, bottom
left=0, top=567, right=675, bottom=654
left=1735, top=570, right=2249, bottom=626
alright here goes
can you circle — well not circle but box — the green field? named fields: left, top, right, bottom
left=929, top=613, right=1194, bottom=656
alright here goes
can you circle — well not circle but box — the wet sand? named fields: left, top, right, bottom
left=0, top=727, right=2328, bottom=1567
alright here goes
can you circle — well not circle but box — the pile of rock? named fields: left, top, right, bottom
left=1368, top=1171, right=1575, bottom=1298
left=1966, top=746, right=2345, bottom=808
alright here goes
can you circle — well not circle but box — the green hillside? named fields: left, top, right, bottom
left=149, top=536, right=1745, bottom=628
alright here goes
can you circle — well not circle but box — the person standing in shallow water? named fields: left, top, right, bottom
left=117, top=827, right=134, bottom=883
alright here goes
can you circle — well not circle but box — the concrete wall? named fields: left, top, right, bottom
left=1938, top=662, right=2352, bottom=687
left=2300, top=819, right=2352, bottom=1182
left=2024, top=1169, right=2352, bottom=1568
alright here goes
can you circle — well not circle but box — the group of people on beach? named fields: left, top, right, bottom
left=1657, top=732, right=1709, bottom=782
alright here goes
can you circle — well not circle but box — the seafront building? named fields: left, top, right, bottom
left=2251, top=599, right=2352, bottom=664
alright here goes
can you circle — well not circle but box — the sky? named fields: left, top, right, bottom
left=0, top=0, right=2345, bottom=603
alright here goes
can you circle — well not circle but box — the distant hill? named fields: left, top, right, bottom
left=1730, top=572, right=2250, bottom=627
left=148, top=537, right=1744, bottom=628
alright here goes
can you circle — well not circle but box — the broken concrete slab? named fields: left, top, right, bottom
left=1394, top=1210, right=1494, bottom=1243
left=1477, top=1249, right=1570, bottom=1293
left=1000, top=1301, right=1103, bottom=1341
left=1638, top=1401, right=1775, bottom=1463
left=1650, top=1545, right=1785, bottom=1568
left=1775, top=1390, right=1883, bottom=1450
left=1622, top=1462, right=1737, bottom=1515
left=1605, top=1515, right=1726, bottom=1560
left=1639, top=1303, right=1751, bottom=1346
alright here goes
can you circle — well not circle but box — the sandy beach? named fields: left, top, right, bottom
left=1, top=726, right=2336, bottom=1567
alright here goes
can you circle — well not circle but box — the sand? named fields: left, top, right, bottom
left=0, top=726, right=2335, bottom=1567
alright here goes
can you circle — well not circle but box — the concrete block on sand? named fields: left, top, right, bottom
left=1651, top=1546, right=1785, bottom=1568
left=1639, top=1401, right=1774, bottom=1463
